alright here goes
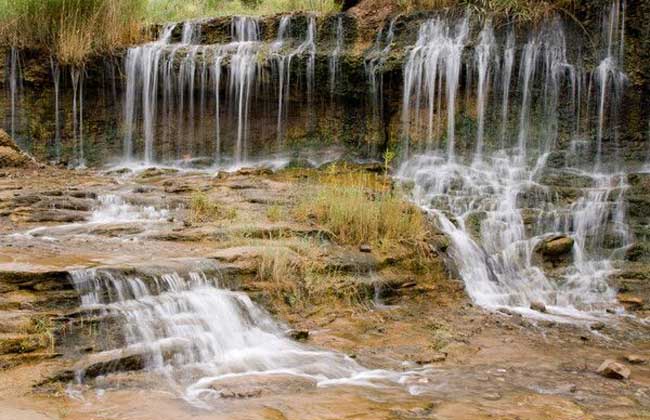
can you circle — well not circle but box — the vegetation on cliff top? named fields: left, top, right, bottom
left=0, top=0, right=339, bottom=65
left=0, top=0, right=583, bottom=65
left=399, top=0, right=577, bottom=23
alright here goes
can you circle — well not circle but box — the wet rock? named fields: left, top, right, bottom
left=597, top=359, right=630, bottom=380
left=0, top=130, right=31, bottom=168
left=325, top=249, right=378, bottom=273
left=208, top=375, right=314, bottom=399
left=497, top=307, right=514, bottom=316
left=617, top=294, right=644, bottom=309
left=536, top=235, right=574, bottom=258
left=590, top=322, right=606, bottom=331
left=0, top=270, right=72, bottom=291
left=625, top=354, right=647, bottom=365
left=414, top=351, right=446, bottom=365
left=530, top=301, right=547, bottom=313
left=33, top=197, right=93, bottom=211
left=286, top=329, right=309, bottom=341
left=22, top=209, right=88, bottom=223
left=235, top=167, right=273, bottom=176
left=359, top=243, right=372, bottom=253
left=0, top=334, right=48, bottom=355
left=482, top=392, right=502, bottom=401
left=137, top=167, right=179, bottom=179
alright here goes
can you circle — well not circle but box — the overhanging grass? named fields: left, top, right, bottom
left=0, top=0, right=145, bottom=65
left=146, top=0, right=340, bottom=22
left=0, top=0, right=339, bottom=64
left=398, top=0, right=577, bottom=23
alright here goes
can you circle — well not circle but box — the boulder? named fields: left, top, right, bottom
left=597, top=359, right=630, bottom=380
left=538, top=236, right=574, bottom=257
left=0, top=130, right=31, bottom=168
left=534, top=235, right=574, bottom=267
left=530, top=301, right=547, bottom=313
left=0, top=146, right=30, bottom=168
left=624, top=354, right=647, bottom=365
left=286, top=329, right=309, bottom=341
left=617, top=294, right=644, bottom=308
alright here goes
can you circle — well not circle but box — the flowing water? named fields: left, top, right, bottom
left=1, top=2, right=637, bottom=321
left=69, top=267, right=428, bottom=407
left=121, top=15, right=323, bottom=167
left=398, top=3, right=631, bottom=319
left=329, top=16, right=344, bottom=94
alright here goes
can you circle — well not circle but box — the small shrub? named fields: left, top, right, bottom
left=188, top=191, right=236, bottom=223
left=295, top=171, right=427, bottom=249
left=266, top=205, right=283, bottom=222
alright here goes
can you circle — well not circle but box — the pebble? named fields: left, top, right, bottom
left=483, top=392, right=502, bottom=401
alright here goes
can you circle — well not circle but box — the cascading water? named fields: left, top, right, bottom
left=122, top=15, right=322, bottom=167
left=329, top=16, right=344, bottom=94
left=399, top=5, right=632, bottom=320
left=473, top=21, right=495, bottom=163
left=401, top=17, right=469, bottom=160
left=6, top=48, right=23, bottom=144
left=70, top=67, right=85, bottom=167
left=50, top=57, right=62, bottom=161
left=594, top=0, right=627, bottom=171
left=69, top=267, right=427, bottom=406
left=365, top=17, right=397, bottom=132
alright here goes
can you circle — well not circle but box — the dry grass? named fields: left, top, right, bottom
left=398, top=0, right=577, bottom=23
left=147, top=0, right=340, bottom=21
left=295, top=166, right=427, bottom=249
left=0, top=0, right=339, bottom=63
left=188, top=191, right=237, bottom=223
left=0, top=0, right=144, bottom=65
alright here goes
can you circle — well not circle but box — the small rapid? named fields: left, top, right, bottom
left=69, top=267, right=428, bottom=407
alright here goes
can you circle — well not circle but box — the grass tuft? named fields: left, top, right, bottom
left=295, top=166, right=427, bottom=249
left=188, top=191, right=237, bottom=223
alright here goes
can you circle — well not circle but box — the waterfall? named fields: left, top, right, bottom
left=595, top=0, right=627, bottom=170
left=230, top=16, right=261, bottom=164
left=121, top=14, right=323, bottom=167
left=89, top=194, right=169, bottom=224
left=7, top=48, right=22, bottom=142
left=473, top=21, right=495, bottom=164
left=401, top=17, right=469, bottom=160
left=123, top=23, right=176, bottom=162
left=329, top=16, right=344, bottom=94
left=366, top=17, right=397, bottom=134
left=50, top=57, right=62, bottom=161
left=181, top=21, right=201, bottom=44
left=70, top=67, right=85, bottom=168
left=69, top=268, right=426, bottom=406
left=399, top=7, right=632, bottom=319
left=272, top=16, right=292, bottom=143
left=499, top=30, right=515, bottom=148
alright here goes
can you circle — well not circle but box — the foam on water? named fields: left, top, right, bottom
left=69, top=268, right=429, bottom=407
left=89, top=194, right=169, bottom=224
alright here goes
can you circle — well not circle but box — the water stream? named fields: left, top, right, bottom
left=398, top=3, right=631, bottom=319
left=69, top=267, right=428, bottom=407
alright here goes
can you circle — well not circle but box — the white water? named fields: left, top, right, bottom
left=329, top=16, right=344, bottom=94
left=122, top=15, right=323, bottom=166
left=401, top=17, right=469, bottom=160
left=399, top=6, right=631, bottom=319
left=89, top=194, right=169, bottom=224
left=69, top=268, right=428, bottom=407
left=365, top=17, right=397, bottom=132
left=50, top=57, right=62, bottom=161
